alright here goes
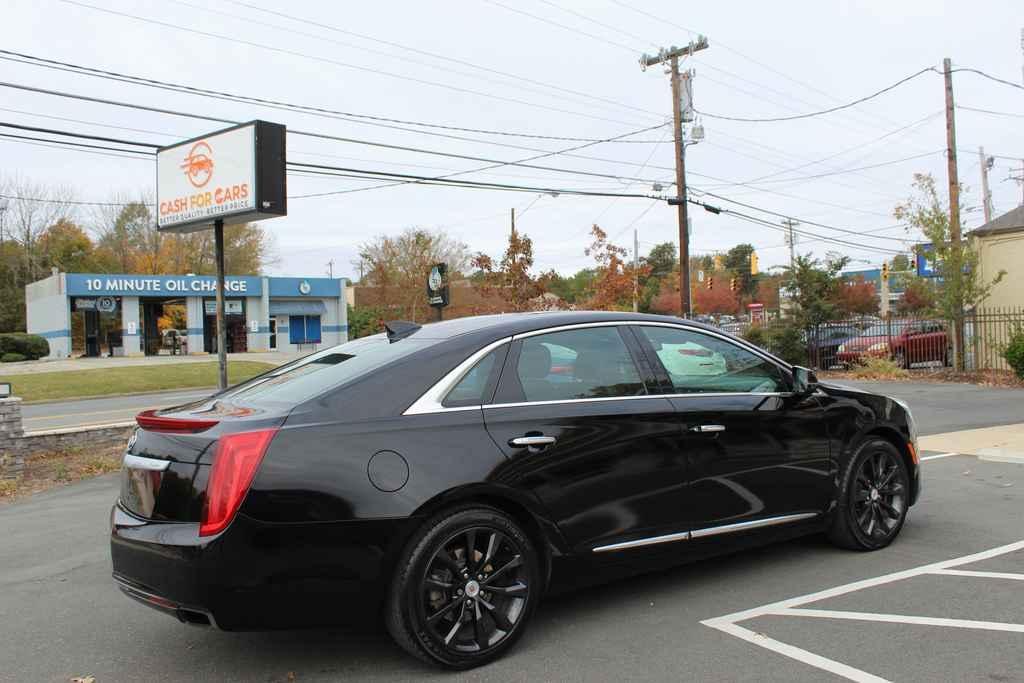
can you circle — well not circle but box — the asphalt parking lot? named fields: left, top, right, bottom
left=2, top=388, right=1023, bottom=681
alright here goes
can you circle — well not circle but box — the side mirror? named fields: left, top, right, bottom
left=792, top=366, right=818, bottom=395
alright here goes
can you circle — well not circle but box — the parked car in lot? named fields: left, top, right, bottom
left=807, top=324, right=860, bottom=369
left=836, top=321, right=948, bottom=368
left=111, top=311, right=920, bottom=669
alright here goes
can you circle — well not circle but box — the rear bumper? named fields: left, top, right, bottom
left=110, top=503, right=420, bottom=631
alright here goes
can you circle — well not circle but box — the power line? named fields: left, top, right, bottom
left=692, top=190, right=914, bottom=244
left=0, top=121, right=158, bottom=148
left=952, top=66, right=1024, bottom=91
left=957, top=105, right=1024, bottom=119
left=0, top=50, right=670, bottom=144
left=0, top=80, right=671, bottom=185
left=698, top=150, right=943, bottom=188
left=695, top=68, right=937, bottom=122
left=58, top=0, right=653, bottom=128
left=224, top=0, right=664, bottom=121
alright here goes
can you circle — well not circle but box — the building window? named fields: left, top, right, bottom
left=289, top=315, right=322, bottom=344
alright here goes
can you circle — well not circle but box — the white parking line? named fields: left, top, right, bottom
left=702, top=539, right=1024, bottom=682
left=932, top=568, right=1024, bottom=581
left=920, top=451, right=960, bottom=461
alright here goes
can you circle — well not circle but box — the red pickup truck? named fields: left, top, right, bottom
left=836, top=321, right=949, bottom=368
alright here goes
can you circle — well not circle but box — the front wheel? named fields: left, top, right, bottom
left=828, top=439, right=910, bottom=551
left=386, top=506, right=540, bottom=669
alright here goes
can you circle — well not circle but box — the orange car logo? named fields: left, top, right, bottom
left=181, top=141, right=214, bottom=188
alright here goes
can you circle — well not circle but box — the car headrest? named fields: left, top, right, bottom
left=519, top=343, right=552, bottom=379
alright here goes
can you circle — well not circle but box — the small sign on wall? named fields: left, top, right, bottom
left=127, top=321, right=137, bottom=335
left=249, top=319, right=259, bottom=333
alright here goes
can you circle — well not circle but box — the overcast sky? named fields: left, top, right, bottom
left=3, top=0, right=1022, bottom=280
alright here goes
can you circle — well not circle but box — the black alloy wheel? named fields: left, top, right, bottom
left=828, top=439, right=909, bottom=551
left=386, top=506, right=539, bottom=669
left=420, top=527, right=529, bottom=653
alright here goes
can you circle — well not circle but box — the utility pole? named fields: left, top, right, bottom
left=942, top=57, right=965, bottom=371
left=978, top=147, right=994, bottom=224
left=633, top=228, right=639, bottom=313
left=511, top=206, right=516, bottom=236
left=1009, top=161, right=1024, bottom=206
left=326, top=259, right=334, bottom=278
left=781, top=218, right=799, bottom=270
left=641, top=36, right=709, bottom=318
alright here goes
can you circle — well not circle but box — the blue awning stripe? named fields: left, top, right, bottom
left=269, top=301, right=327, bottom=316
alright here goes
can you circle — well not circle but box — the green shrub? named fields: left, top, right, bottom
left=1, top=352, right=27, bottom=363
left=744, top=322, right=807, bottom=366
left=0, top=333, right=49, bottom=360
left=1005, top=326, right=1024, bottom=380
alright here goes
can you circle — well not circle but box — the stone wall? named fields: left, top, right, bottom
left=0, top=397, right=133, bottom=479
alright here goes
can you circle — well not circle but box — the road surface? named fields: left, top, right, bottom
left=21, top=389, right=215, bottom=432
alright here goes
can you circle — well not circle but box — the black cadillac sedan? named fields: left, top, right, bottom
left=111, top=311, right=921, bottom=669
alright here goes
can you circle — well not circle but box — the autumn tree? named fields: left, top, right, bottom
left=835, top=276, right=880, bottom=316
left=583, top=225, right=650, bottom=310
left=471, top=226, right=554, bottom=312
left=694, top=282, right=741, bottom=315
left=896, top=277, right=937, bottom=315
left=358, top=228, right=469, bottom=322
left=895, top=173, right=1004, bottom=369
left=37, top=219, right=96, bottom=273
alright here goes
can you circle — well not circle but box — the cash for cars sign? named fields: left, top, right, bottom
left=156, top=120, right=287, bottom=233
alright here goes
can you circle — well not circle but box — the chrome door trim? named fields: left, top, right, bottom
left=591, top=512, right=819, bottom=553
left=122, top=454, right=171, bottom=471
left=403, top=337, right=512, bottom=415
left=592, top=529, right=692, bottom=553
left=484, top=392, right=788, bottom=410
left=689, top=512, right=820, bottom=540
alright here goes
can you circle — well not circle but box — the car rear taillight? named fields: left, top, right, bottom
left=136, top=409, right=218, bottom=433
left=200, top=428, right=278, bottom=537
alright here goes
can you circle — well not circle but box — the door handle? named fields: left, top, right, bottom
left=509, top=435, right=557, bottom=449
left=689, top=424, right=726, bottom=433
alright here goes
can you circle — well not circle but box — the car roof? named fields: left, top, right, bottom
left=404, top=310, right=724, bottom=341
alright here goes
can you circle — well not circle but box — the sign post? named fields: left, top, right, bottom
left=427, top=263, right=449, bottom=322
left=156, top=120, right=286, bottom=389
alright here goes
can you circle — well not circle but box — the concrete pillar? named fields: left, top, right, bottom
left=25, top=271, right=72, bottom=358
left=120, top=296, right=141, bottom=356
left=245, top=295, right=266, bottom=351
left=0, top=398, right=26, bottom=480
left=185, top=296, right=204, bottom=354
left=339, top=279, right=349, bottom=343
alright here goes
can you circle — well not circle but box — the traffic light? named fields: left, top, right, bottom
left=750, top=251, right=759, bottom=275
left=881, top=261, right=889, bottom=279
left=730, top=277, right=738, bottom=292
left=707, top=276, right=714, bottom=290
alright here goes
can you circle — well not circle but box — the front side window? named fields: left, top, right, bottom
left=513, top=327, right=644, bottom=402
left=637, top=326, right=785, bottom=394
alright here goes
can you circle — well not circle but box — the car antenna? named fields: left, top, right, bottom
left=384, top=320, right=421, bottom=343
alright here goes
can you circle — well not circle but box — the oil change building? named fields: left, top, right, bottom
left=26, top=271, right=348, bottom=359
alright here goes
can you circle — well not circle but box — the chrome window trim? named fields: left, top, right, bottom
left=402, top=319, right=795, bottom=416
left=484, top=391, right=790, bottom=410
left=122, top=454, right=171, bottom=471
left=592, top=512, right=819, bottom=553
left=402, top=337, right=512, bottom=416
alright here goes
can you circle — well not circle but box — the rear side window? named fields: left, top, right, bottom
left=512, top=327, right=645, bottom=402
left=220, top=334, right=439, bottom=405
left=442, top=347, right=503, bottom=408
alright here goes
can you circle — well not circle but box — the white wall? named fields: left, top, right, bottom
left=25, top=272, right=71, bottom=359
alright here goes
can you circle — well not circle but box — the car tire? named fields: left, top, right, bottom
left=828, top=438, right=910, bottom=551
left=385, top=505, right=540, bottom=670
left=894, top=349, right=908, bottom=369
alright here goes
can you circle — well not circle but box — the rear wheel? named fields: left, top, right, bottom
left=894, top=349, right=909, bottom=369
left=828, top=439, right=909, bottom=551
left=386, top=506, right=540, bottom=669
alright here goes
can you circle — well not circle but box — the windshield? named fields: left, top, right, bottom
left=218, top=334, right=440, bottom=405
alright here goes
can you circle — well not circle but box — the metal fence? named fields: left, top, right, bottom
left=732, top=308, right=1024, bottom=372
